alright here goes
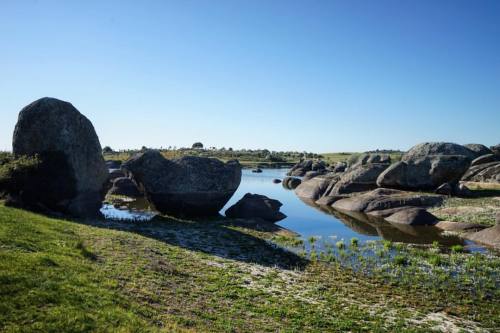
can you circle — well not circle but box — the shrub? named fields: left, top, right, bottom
left=0, top=152, right=77, bottom=212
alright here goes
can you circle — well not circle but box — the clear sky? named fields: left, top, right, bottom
left=1, top=0, right=499, bottom=153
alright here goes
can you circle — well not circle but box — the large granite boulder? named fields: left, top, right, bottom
left=332, top=188, right=444, bottom=216
left=403, top=142, right=476, bottom=161
left=10, top=97, right=108, bottom=217
left=225, top=193, right=286, bottom=222
left=463, top=144, right=493, bottom=158
left=122, top=150, right=241, bottom=216
left=331, top=163, right=389, bottom=194
left=294, top=173, right=341, bottom=201
left=377, top=142, right=473, bottom=190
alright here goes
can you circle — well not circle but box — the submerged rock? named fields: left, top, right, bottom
left=272, top=178, right=282, bottom=184
left=225, top=193, right=286, bottom=222
left=122, top=150, right=241, bottom=216
left=10, top=97, right=108, bottom=217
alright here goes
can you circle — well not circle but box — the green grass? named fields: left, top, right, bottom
left=1, top=203, right=499, bottom=332
left=430, top=196, right=500, bottom=226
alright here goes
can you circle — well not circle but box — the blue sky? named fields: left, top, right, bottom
left=1, top=0, right=499, bottom=152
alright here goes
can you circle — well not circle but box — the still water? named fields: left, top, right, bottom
left=223, top=169, right=481, bottom=249
left=103, top=169, right=484, bottom=250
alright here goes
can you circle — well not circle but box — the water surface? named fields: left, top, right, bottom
left=103, top=169, right=484, bottom=251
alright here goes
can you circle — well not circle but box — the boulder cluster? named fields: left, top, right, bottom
left=1, top=97, right=244, bottom=219
left=291, top=143, right=500, bottom=244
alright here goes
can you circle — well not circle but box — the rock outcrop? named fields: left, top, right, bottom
left=470, top=154, right=499, bottom=167
left=122, top=150, right=241, bottom=216
left=331, top=163, right=389, bottom=195
left=461, top=162, right=500, bottom=183
left=348, top=153, right=391, bottom=169
left=225, top=193, right=286, bottom=222
left=377, top=142, right=473, bottom=190
left=287, top=159, right=326, bottom=177
left=332, top=188, right=444, bottom=216
left=10, top=97, right=108, bottom=217
left=294, top=174, right=341, bottom=201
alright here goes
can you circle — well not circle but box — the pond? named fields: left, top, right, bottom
left=102, top=168, right=486, bottom=252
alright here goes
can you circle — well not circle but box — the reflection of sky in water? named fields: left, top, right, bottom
left=101, top=168, right=484, bottom=251
left=101, top=204, right=156, bottom=221
left=223, top=169, right=481, bottom=250
left=223, top=169, right=381, bottom=243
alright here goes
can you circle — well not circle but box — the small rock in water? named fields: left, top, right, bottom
left=225, top=193, right=287, bottom=222
left=272, top=179, right=282, bottom=184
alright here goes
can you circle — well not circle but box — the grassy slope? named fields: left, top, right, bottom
left=1, top=204, right=498, bottom=332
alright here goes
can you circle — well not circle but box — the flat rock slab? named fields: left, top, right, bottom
left=435, top=221, right=486, bottom=232
left=465, top=225, right=500, bottom=249
left=332, top=188, right=443, bottom=213
left=385, top=208, right=438, bottom=226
